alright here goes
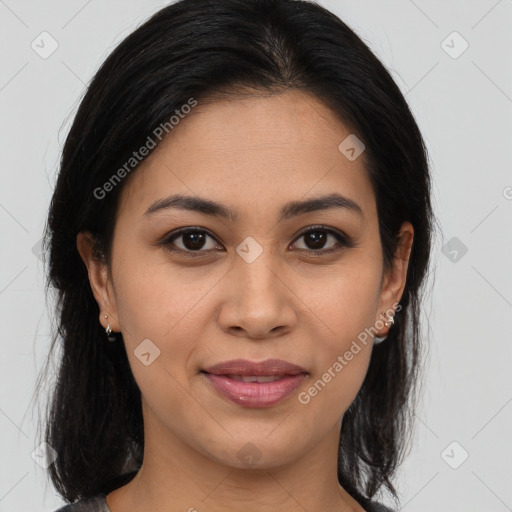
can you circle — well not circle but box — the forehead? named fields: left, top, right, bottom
left=117, top=90, right=375, bottom=223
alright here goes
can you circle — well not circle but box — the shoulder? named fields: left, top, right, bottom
left=53, top=494, right=110, bottom=512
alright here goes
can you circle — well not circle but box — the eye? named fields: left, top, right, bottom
left=291, top=225, right=353, bottom=256
left=161, top=225, right=353, bottom=258
left=162, top=227, right=222, bottom=256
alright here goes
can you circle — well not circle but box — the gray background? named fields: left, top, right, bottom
left=1, top=0, right=511, bottom=511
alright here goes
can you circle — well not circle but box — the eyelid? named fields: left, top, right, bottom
left=291, top=225, right=355, bottom=254
left=161, top=226, right=223, bottom=255
left=160, top=224, right=354, bottom=256
left=293, top=224, right=351, bottom=245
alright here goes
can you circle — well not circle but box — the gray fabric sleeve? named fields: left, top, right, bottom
left=53, top=495, right=110, bottom=512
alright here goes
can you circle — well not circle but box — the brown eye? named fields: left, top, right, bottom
left=300, top=230, right=330, bottom=250
left=163, top=228, right=222, bottom=256
left=291, top=226, right=353, bottom=255
left=161, top=225, right=353, bottom=258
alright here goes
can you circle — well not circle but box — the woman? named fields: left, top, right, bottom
left=38, top=0, right=435, bottom=510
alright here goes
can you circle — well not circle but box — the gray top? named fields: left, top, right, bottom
left=54, top=493, right=395, bottom=511
left=54, top=495, right=110, bottom=512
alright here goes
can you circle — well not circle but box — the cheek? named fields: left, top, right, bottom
left=314, top=255, right=382, bottom=342
left=111, top=244, right=223, bottom=396
left=111, top=253, right=202, bottom=420
left=299, top=259, right=381, bottom=408
left=112, top=242, right=209, bottom=343
left=298, top=311, right=374, bottom=428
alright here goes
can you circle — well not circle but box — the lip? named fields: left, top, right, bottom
left=203, top=358, right=307, bottom=376
left=202, top=358, right=308, bottom=408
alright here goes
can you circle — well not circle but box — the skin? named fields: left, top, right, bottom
left=77, top=90, right=413, bottom=512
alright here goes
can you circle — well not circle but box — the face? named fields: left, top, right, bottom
left=78, top=90, right=413, bottom=471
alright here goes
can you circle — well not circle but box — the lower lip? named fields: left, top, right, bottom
left=202, top=372, right=307, bottom=408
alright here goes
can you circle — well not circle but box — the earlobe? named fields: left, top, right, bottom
left=76, top=231, right=120, bottom=332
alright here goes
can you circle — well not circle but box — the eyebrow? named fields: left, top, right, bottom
left=143, top=192, right=364, bottom=221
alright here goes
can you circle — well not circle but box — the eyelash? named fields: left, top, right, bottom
left=160, top=225, right=354, bottom=258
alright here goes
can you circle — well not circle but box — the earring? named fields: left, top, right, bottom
left=374, top=312, right=395, bottom=344
left=104, top=315, right=117, bottom=342
left=384, top=313, right=395, bottom=327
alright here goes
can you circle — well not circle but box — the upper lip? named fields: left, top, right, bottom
left=203, top=358, right=307, bottom=376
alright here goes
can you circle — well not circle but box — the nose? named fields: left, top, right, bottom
left=217, top=253, right=298, bottom=340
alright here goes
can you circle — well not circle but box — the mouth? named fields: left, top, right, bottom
left=201, top=358, right=308, bottom=408
left=220, top=374, right=287, bottom=383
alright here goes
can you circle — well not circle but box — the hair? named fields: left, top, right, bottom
left=35, top=0, right=436, bottom=508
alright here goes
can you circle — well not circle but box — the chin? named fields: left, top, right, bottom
left=200, top=434, right=302, bottom=471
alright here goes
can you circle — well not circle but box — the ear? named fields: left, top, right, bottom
left=76, top=231, right=120, bottom=333
left=375, top=221, right=414, bottom=335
